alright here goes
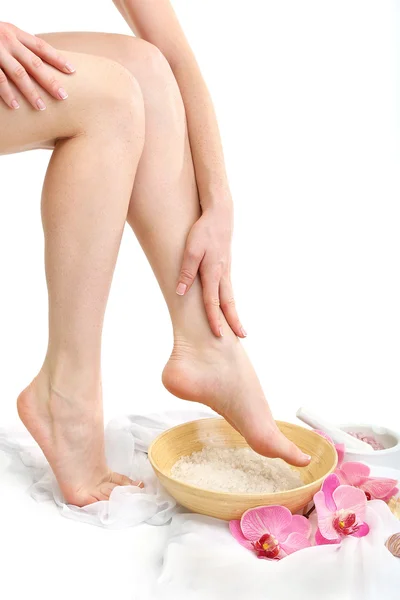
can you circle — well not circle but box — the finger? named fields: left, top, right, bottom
left=0, top=49, right=46, bottom=110
left=220, top=277, right=247, bottom=338
left=176, top=245, right=203, bottom=296
left=12, top=41, right=68, bottom=101
left=0, top=67, right=20, bottom=109
left=201, top=267, right=223, bottom=337
left=17, top=31, right=76, bottom=74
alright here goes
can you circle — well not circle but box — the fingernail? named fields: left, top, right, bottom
left=136, top=481, right=144, bottom=488
left=65, top=62, right=76, bottom=73
left=11, top=99, right=20, bottom=109
left=36, top=98, right=46, bottom=111
left=240, top=327, right=247, bottom=337
left=58, top=87, right=68, bottom=100
left=176, top=282, right=187, bottom=296
left=302, top=453, right=312, bottom=462
left=219, top=326, right=224, bottom=337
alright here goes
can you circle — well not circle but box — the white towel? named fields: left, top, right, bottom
left=1, top=410, right=399, bottom=600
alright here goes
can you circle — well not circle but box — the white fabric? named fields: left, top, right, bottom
left=146, top=503, right=400, bottom=600
left=1, top=411, right=400, bottom=599
left=0, top=409, right=212, bottom=528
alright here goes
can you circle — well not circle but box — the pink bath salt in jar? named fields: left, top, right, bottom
left=347, top=431, right=385, bottom=451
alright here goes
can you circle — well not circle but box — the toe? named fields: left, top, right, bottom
left=96, top=482, right=118, bottom=500
left=110, top=472, right=144, bottom=488
left=280, top=439, right=311, bottom=467
left=249, top=427, right=311, bottom=467
left=90, top=476, right=144, bottom=503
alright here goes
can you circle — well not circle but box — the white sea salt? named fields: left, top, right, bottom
left=171, top=446, right=304, bottom=494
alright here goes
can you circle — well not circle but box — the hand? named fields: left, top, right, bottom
left=0, top=22, right=76, bottom=110
left=176, top=205, right=247, bottom=338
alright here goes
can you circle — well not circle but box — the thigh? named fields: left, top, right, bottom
left=37, top=32, right=144, bottom=74
left=0, top=49, right=130, bottom=156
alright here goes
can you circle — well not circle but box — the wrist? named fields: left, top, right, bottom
left=202, top=201, right=234, bottom=233
left=199, top=186, right=233, bottom=213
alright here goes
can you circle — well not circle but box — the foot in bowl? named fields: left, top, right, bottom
left=162, top=335, right=311, bottom=467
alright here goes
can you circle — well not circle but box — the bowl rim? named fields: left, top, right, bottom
left=148, top=417, right=338, bottom=499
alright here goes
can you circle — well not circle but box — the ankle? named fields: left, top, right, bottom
left=171, top=326, right=240, bottom=362
left=40, top=353, right=101, bottom=402
left=172, top=331, right=219, bottom=357
left=170, top=279, right=239, bottom=350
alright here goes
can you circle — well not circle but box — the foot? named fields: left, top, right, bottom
left=162, top=336, right=311, bottom=467
left=17, top=370, right=143, bottom=506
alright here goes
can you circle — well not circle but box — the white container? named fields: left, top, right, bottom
left=340, top=424, right=400, bottom=469
left=296, top=407, right=373, bottom=452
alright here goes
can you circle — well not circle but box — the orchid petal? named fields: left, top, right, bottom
left=315, top=528, right=340, bottom=546
left=352, top=522, right=370, bottom=538
left=336, top=469, right=346, bottom=486
left=314, top=489, right=339, bottom=540
left=321, top=473, right=340, bottom=512
left=361, top=477, right=398, bottom=501
left=335, top=444, right=346, bottom=468
left=314, top=429, right=334, bottom=445
left=257, top=553, right=282, bottom=561
left=240, top=506, right=292, bottom=541
left=313, top=431, right=345, bottom=468
left=337, top=462, right=370, bottom=487
left=281, top=514, right=312, bottom=540
left=381, top=487, right=398, bottom=503
left=229, top=520, right=254, bottom=550
left=333, top=485, right=367, bottom=520
left=280, top=532, right=312, bottom=555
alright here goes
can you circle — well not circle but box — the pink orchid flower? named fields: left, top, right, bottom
left=314, top=473, right=370, bottom=545
left=336, top=462, right=398, bottom=502
left=229, top=505, right=312, bottom=560
left=313, top=429, right=345, bottom=468
left=313, top=429, right=398, bottom=502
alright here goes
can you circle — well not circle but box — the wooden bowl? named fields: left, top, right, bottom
left=148, top=418, right=337, bottom=521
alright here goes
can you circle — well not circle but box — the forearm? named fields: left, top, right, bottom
left=169, top=54, right=231, bottom=209
left=114, top=0, right=232, bottom=211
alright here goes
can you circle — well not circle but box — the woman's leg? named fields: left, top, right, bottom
left=40, top=33, right=308, bottom=466
left=1, top=51, right=145, bottom=505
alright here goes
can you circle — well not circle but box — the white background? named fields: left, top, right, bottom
left=0, top=1, right=399, bottom=598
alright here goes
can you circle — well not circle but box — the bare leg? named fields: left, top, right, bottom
left=1, top=51, right=145, bottom=504
left=40, top=33, right=309, bottom=466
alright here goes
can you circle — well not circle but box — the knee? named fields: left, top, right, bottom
left=121, top=37, right=173, bottom=81
left=90, top=58, right=145, bottom=141
left=71, top=53, right=145, bottom=142
left=115, top=37, right=184, bottom=116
